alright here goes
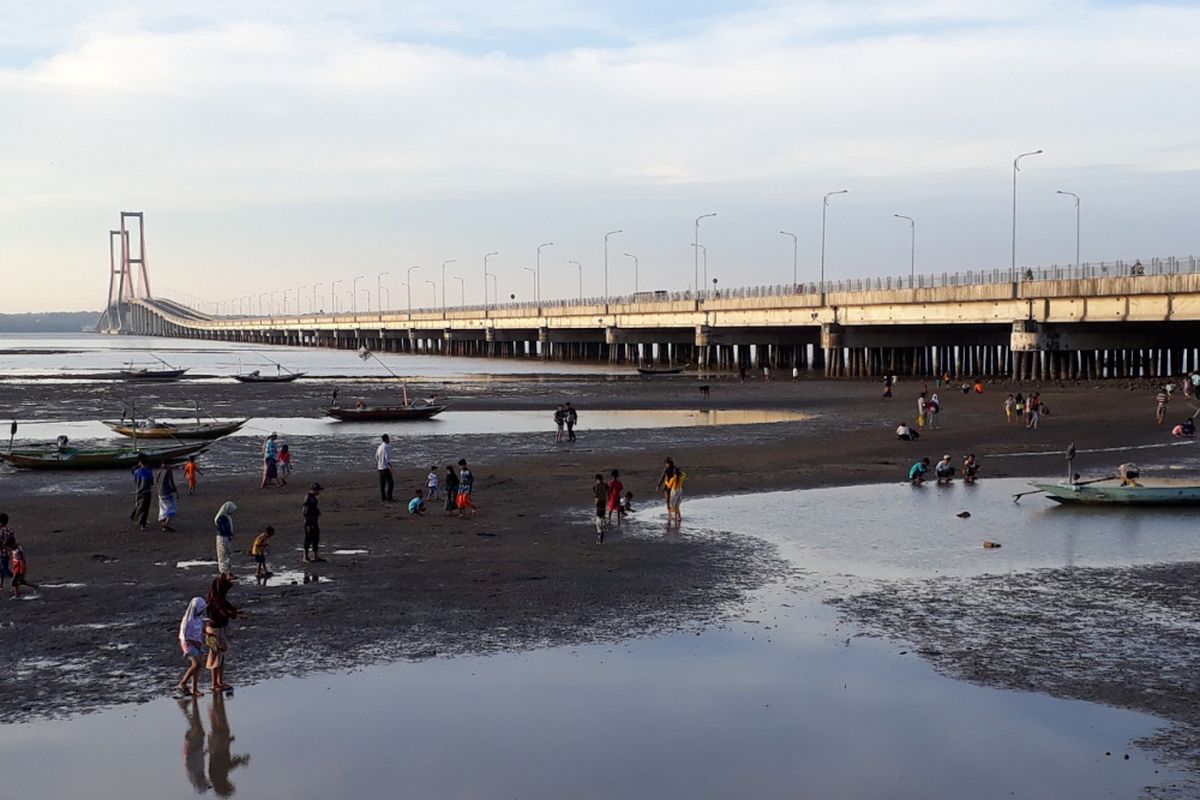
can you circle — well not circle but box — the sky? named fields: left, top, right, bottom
left=1, top=0, right=1198, bottom=313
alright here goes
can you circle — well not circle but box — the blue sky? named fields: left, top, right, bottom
left=1, top=1, right=1197, bottom=312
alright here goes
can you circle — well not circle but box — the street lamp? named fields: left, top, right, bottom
left=258, top=292, right=268, bottom=316
left=536, top=242, right=553, bottom=304
left=569, top=260, right=582, bottom=302
left=523, top=266, right=537, bottom=299
left=694, top=213, right=716, bottom=295
left=330, top=280, right=342, bottom=313
left=1012, top=149, right=1044, bottom=272
left=893, top=214, right=915, bottom=282
left=441, top=259, right=456, bottom=314
left=376, top=271, right=390, bottom=312
left=485, top=272, right=498, bottom=306
left=603, top=230, right=622, bottom=301
left=351, top=275, right=365, bottom=313
left=779, top=230, right=798, bottom=288
left=297, top=285, right=306, bottom=314
left=379, top=286, right=390, bottom=310
left=425, top=279, right=436, bottom=306
left=405, top=265, right=420, bottom=315
left=452, top=275, right=465, bottom=306
left=483, top=251, right=498, bottom=310
left=624, top=252, right=639, bottom=293
left=312, top=282, right=322, bottom=313
left=690, top=244, right=707, bottom=294
left=820, top=190, right=848, bottom=287
left=270, top=290, right=278, bottom=316
left=1056, top=190, right=1081, bottom=270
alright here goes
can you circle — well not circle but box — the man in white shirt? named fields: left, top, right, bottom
left=375, top=433, right=394, bottom=502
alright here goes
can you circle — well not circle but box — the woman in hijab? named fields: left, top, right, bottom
left=176, top=596, right=207, bottom=696
left=213, top=501, right=237, bottom=578
left=205, top=575, right=239, bottom=692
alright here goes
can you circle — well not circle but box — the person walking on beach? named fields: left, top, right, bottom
left=664, top=463, right=685, bottom=524
left=1027, top=393, right=1042, bottom=429
left=607, top=469, right=625, bottom=526
left=916, top=392, right=928, bottom=429
left=302, top=483, right=323, bottom=562
left=213, top=501, right=237, bottom=578
left=9, top=538, right=38, bottom=597
left=277, top=443, right=291, bottom=486
left=184, top=455, right=202, bottom=496
left=928, top=392, right=941, bottom=430
left=655, top=457, right=676, bottom=512
left=1156, top=387, right=1170, bottom=424
left=375, top=434, right=394, bottom=502
left=1014, top=393, right=1025, bottom=422
left=131, top=455, right=154, bottom=531
left=554, top=405, right=566, bottom=443
left=592, top=474, right=608, bottom=543
left=0, top=513, right=15, bottom=591
left=882, top=375, right=893, bottom=399
left=1004, top=393, right=1015, bottom=423
left=156, top=462, right=179, bottom=532
left=426, top=465, right=440, bottom=501
left=565, top=403, right=578, bottom=441
left=456, top=459, right=476, bottom=518
left=261, top=433, right=280, bottom=488
left=205, top=575, right=239, bottom=693
left=176, top=596, right=207, bottom=697
left=250, top=526, right=274, bottom=585
left=443, top=464, right=460, bottom=515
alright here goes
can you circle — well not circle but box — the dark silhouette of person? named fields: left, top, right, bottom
left=207, top=691, right=250, bottom=797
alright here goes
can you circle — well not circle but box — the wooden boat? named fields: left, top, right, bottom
left=118, top=367, right=189, bottom=381
left=232, top=370, right=305, bottom=383
left=1028, top=477, right=1200, bottom=506
left=637, top=364, right=687, bottom=375
left=102, top=418, right=248, bottom=440
left=0, top=441, right=209, bottom=470
left=325, top=402, right=448, bottom=422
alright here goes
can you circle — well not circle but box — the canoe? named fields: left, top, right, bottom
left=1029, top=477, right=1200, bottom=506
left=232, top=371, right=305, bottom=383
left=101, top=419, right=248, bottom=440
left=118, top=368, right=189, bottom=381
left=325, top=403, right=448, bottom=421
left=637, top=364, right=687, bottom=375
left=0, top=441, right=209, bottom=470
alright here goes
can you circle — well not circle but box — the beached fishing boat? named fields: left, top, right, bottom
left=117, top=367, right=189, bottom=381
left=0, top=441, right=209, bottom=470
left=102, top=418, right=248, bottom=440
left=325, top=402, right=447, bottom=422
left=1028, top=477, right=1200, bottom=506
left=232, top=370, right=305, bottom=383
left=636, top=364, right=687, bottom=375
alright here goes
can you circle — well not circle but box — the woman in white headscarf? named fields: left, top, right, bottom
left=176, top=596, right=208, bottom=696
left=213, top=502, right=237, bottom=578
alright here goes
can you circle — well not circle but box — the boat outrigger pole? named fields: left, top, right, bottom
left=358, top=346, right=411, bottom=406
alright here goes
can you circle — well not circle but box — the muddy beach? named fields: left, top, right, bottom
left=3, top=371, right=1200, bottom=795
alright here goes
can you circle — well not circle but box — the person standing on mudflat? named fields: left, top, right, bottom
left=375, top=434, right=394, bottom=502
left=156, top=461, right=179, bottom=532
left=131, top=455, right=154, bottom=531
left=213, top=501, right=237, bottom=578
left=302, top=482, right=323, bottom=562
left=443, top=465, right=460, bottom=515
left=565, top=403, right=578, bottom=442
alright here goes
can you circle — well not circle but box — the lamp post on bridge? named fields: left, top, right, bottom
left=820, top=190, right=848, bottom=288
left=485, top=273, right=498, bottom=306
left=624, top=253, right=639, bottom=294
left=312, top=283, right=322, bottom=313
left=1056, top=190, right=1080, bottom=270
left=603, top=230, right=621, bottom=301
left=425, top=279, right=436, bottom=307
left=258, top=292, right=268, bottom=316
left=351, top=275, right=365, bottom=313
left=376, top=271, right=390, bottom=312
left=361, top=289, right=371, bottom=313
left=893, top=214, right=915, bottom=283
left=270, top=290, right=279, bottom=316
left=483, top=252, right=498, bottom=311
left=535, top=242, right=553, bottom=304
left=1011, top=149, right=1043, bottom=274
left=330, top=280, right=342, bottom=313
left=693, top=213, right=716, bottom=296
left=779, top=230, right=798, bottom=288
left=282, top=289, right=290, bottom=315
left=297, top=285, right=306, bottom=314
left=441, top=260, right=456, bottom=315
left=452, top=276, right=465, bottom=306
left=523, top=267, right=537, bottom=299
left=569, top=260, right=582, bottom=302
left=690, top=244, right=707, bottom=295
left=405, top=265, right=420, bottom=315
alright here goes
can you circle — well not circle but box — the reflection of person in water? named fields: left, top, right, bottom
left=179, top=697, right=211, bottom=794
left=207, top=691, right=250, bottom=797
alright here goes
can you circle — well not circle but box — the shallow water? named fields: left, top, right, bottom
left=0, top=478, right=1190, bottom=798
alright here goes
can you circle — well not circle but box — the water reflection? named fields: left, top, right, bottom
left=176, top=693, right=250, bottom=797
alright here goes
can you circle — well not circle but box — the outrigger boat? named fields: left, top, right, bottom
left=1015, top=446, right=1200, bottom=506
left=0, top=440, right=209, bottom=470
left=324, top=348, right=448, bottom=421
left=232, top=369, right=304, bottom=384
left=636, top=363, right=687, bottom=375
left=102, top=418, right=248, bottom=440
left=117, top=354, right=188, bottom=381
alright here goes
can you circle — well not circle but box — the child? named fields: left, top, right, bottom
left=425, top=466, right=440, bottom=501
left=184, top=455, right=202, bottom=495
left=176, top=596, right=208, bottom=696
left=302, top=483, right=323, bottom=563
left=277, top=444, right=291, bottom=485
left=592, top=474, right=607, bottom=543
left=0, top=513, right=13, bottom=590
left=250, top=526, right=274, bottom=585
left=606, top=469, right=624, bottom=525
left=456, top=459, right=476, bottom=518
left=408, top=489, right=427, bottom=516
left=10, top=539, right=38, bottom=597
left=621, top=491, right=635, bottom=514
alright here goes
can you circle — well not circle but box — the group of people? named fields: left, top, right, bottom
left=260, top=432, right=291, bottom=488
left=553, top=403, right=579, bottom=443
left=591, top=469, right=634, bottom=543
left=131, top=454, right=202, bottom=532
left=375, top=434, right=476, bottom=518
left=176, top=574, right=239, bottom=697
left=908, top=454, right=980, bottom=486
left=1003, top=393, right=1047, bottom=428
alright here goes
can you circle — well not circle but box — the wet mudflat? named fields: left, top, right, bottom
left=2, top=479, right=1195, bottom=799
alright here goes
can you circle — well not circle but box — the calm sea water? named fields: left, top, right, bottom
left=0, top=479, right=1187, bottom=799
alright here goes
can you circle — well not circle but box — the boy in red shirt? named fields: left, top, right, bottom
left=11, top=539, right=38, bottom=597
left=606, top=469, right=625, bottom=526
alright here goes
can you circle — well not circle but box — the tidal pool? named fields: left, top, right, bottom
left=0, top=478, right=1189, bottom=799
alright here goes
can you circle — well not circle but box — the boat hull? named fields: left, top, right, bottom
left=0, top=442, right=209, bottom=470
left=117, top=369, right=189, bottom=381
left=1030, top=479, right=1200, bottom=506
left=325, top=404, right=447, bottom=421
left=637, top=366, right=686, bottom=375
left=232, top=373, right=304, bottom=383
left=101, top=419, right=248, bottom=440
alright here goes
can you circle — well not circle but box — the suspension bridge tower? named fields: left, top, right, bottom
left=97, top=211, right=151, bottom=334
